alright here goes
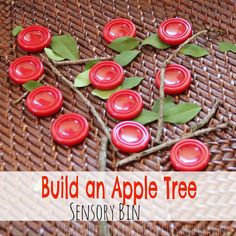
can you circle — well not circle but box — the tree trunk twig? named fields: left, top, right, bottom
left=190, top=99, right=221, bottom=132
left=11, top=75, right=46, bottom=105
left=40, top=54, right=121, bottom=156
left=116, top=123, right=227, bottom=167
left=53, top=56, right=114, bottom=66
left=98, top=136, right=109, bottom=171
left=155, top=29, right=209, bottom=143
left=97, top=136, right=110, bottom=236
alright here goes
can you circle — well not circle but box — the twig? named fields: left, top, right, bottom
left=53, top=56, right=114, bottom=66
left=98, top=136, right=108, bottom=171
left=97, top=136, right=110, bottom=236
left=190, top=99, right=221, bottom=132
left=11, top=75, right=45, bottom=105
left=116, top=123, right=227, bottom=167
left=40, top=54, right=120, bottom=155
left=155, top=29, right=208, bottom=143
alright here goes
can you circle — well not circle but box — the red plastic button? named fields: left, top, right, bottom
left=155, top=64, right=191, bottom=95
left=51, top=113, right=89, bottom=146
left=103, top=18, right=136, bottom=43
left=25, top=86, right=63, bottom=117
left=158, top=18, right=192, bottom=45
left=170, top=139, right=210, bottom=171
left=17, top=25, right=51, bottom=52
left=89, top=61, right=124, bottom=90
left=9, top=56, right=44, bottom=85
left=111, top=121, right=150, bottom=153
left=106, top=90, right=143, bottom=120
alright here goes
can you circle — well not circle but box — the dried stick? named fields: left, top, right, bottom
left=116, top=123, right=227, bottom=167
left=97, top=136, right=110, bottom=236
left=12, top=75, right=45, bottom=105
left=190, top=99, right=221, bottom=132
left=155, top=29, right=208, bottom=143
left=40, top=54, right=120, bottom=155
left=53, top=56, right=113, bottom=66
left=98, top=136, right=108, bottom=171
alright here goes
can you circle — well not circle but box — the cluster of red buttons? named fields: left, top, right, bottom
left=9, top=25, right=89, bottom=146
left=101, top=18, right=209, bottom=171
left=9, top=19, right=210, bottom=171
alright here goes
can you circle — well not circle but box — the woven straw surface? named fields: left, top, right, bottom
left=0, top=0, right=236, bottom=235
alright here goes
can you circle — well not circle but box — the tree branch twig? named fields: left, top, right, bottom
left=116, top=123, right=227, bottom=167
left=53, top=56, right=114, bottom=66
left=40, top=54, right=120, bottom=156
left=155, top=29, right=209, bottom=143
left=190, top=99, right=221, bottom=132
left=11, top=75, right=46, bottom=105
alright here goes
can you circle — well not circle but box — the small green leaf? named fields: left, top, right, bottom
left=12, top=26, right=23, bottom=36
left=44, top=48, right=65, bottom=61
left=141, top=34, right=171, bottom=49
left=121, top=77, right=144, bottom=89
left=92, top=86, right=121, bottom=99
left=23, top=81, right=43, bottom=92
left=51, top=34, right=79, bottom=60
left=218, top=41, right=236, bottom=53
left=108, top=36, right=140, bottom=53
left=84, top=60, right=100, bottom=70
left=180, top=44, right=209, bottom=58
left=133, top=109, right=159, bottom=125
left=163, top=103, right=201, bottom=124
left=74, top=70, right=90, bottom=87
left=152, top=96, right=175, bottom=113
left=115, top=50, right=140, bottom=66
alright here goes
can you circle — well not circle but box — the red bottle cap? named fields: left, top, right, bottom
left=111, top=121, right=150, bottom=153
left=158, top=18, right=192, bottom=45
left=170, top=139, right=210, bottom=171
left=155, top=64, right=191, bottom=95
left=9, top=56, right=44, bottom=85
left=51, top=113, right=89, bottom=146
left=103, top=18, right=136, bottom=43
left=106, top=90, right=143, bottom=120
left=17, top=25, right=51, bottom=52
left=25, top=86, right=63, bottom=117
left=89, top=61, right=124, bottom=90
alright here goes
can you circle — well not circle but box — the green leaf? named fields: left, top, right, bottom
left=44, top=48, right=65, bottom=61
left=163, top=103, right=201, bottom=124
left=218, top=41, right=236, bottom=53
left=12, top=26, right=23, bottom=36
left=133, top=109, right=159, bottom=125
left=74, top=70, right=90, bottom=87
left=23, top=81, right=43, bottom=92
left=141, top=34, right=171, bottom=49
left=180, top=44, right=209, bottom=58
left=121, top=77, right=144, bottom=89
left=115, top=50, right=140, bottom=66
left=108, top=36, right=140, bottom=53
left=92, top=86, right=121, bottom=99
left=51, top=34, right=79, bottom=60
left=84, top=60, right=100, bottom=70
left=152, top=96, right=175, bottom=113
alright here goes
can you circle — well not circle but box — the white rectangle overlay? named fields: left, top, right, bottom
left=0, top=172, right=235, bottom=221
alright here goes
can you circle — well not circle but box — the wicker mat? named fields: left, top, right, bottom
left=0, top=0, right=236, bottom=235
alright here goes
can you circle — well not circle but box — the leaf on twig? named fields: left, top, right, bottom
left=51, top=34, right=79, bottom=60
left=141, top=34, right=171, bottom=49
left=84, top=59, right=100, bottom=70
left=44, top=48, right=65, bottom=61
left=108, top=36, right=140, bottom=53
left=218, top=41, right=236, bottom=53
left=74, top=70, right=91, bottom=87
left=12, top=26, right=23, bottom=36
left=115, top=50, right=140, bottom=66
left=23, top=81, right=43, bottom=91
left=180, top=44, right=209, bottom=57
left=152, top=96, right=175, bottom=113
left=133, top=109, right=159, bottom=125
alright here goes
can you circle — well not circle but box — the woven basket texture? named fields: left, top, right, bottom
left=0, top=0, right=236, bottom=235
